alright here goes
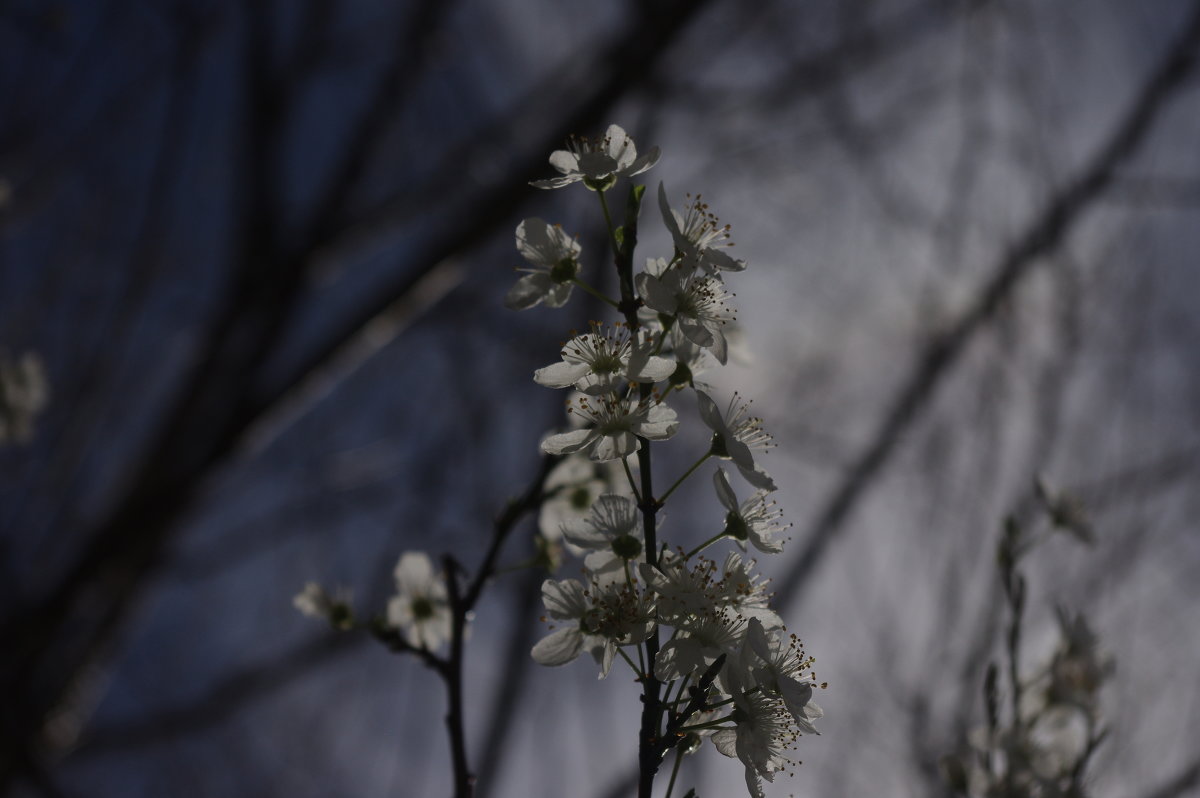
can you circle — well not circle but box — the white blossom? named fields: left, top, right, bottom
left=542, top=395, right=677, bottom=462
left=714, top=469, right=790, bottom=554
left=637, top=266, right=735, bottom=364
left=658, top=182, right=746, bottom=274
left=711, top=678, right=799, bottom=796
left=741, top=619, right=822, bottom=734
left=698, top=390, right=776, bottom=492
left=532, top=577, right=655, bottom=678
left=534, top=322, right=675, bottom=395
left=531, top=123, right=659, bottom=192
left=561, top=494, right=645, bottom=583
left=505, top=218, right=581, bottom=310
left=387, top=552, right=452, bottom=650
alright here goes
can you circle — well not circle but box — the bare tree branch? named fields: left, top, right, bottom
left=774, top=0, right=1200, bottom=611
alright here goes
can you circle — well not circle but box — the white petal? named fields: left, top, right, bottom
left=636, top=404, right=678, bottom=440
left=696, top=390, right=725, bottom=433
left=713, top=468, right=739, bottom=512
left=562, top=520, right=610, bottom=549
left=530, top=175, right=578, bottom=190
left=548, top=149, right=579, bottom=175
left=639, top=272, right=680, bottom=315
left=505, top=273, right=553, bottom=310
left=746, top=618, right=772, bottom=661
left=394, top=552, right=435, bottom=590
left=711, top=729, right=739, bottom=759
left=679, top=317, right=716, bottom=349
left=702, top=248, right=747, bottom=273
left=591, top=431, right=638, bottom=462
left=542, top=578, right=587, bottom=620
left=745, top=767, right=766, bottom=798
left=542, top=429, right=595, bottom=455
left=533, top=361, right=591, bottom=389
left=708, top=326, right=729, bottom=365
left=543, top=281, right=574, bottom=308
left=532, top=627, right=584, bottom=666
left=738, top=464, right=777, bottom=493
left=626, top=349, right=675, bottom=384
left=658, top=182, right=681, bottom=239
left=626, top=147, right=660, bottom=177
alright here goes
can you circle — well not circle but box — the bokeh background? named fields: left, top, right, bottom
left=2, top=0, right=1199, bottom=796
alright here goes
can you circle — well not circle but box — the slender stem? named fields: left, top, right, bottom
left=659, top=453, right=711, bottom=505
left=596, top=190, right=622, bottom=259
left=622, top=457, right=642, bottom=503
left=443, top=557, right=474, bottom=798
left=682, top=532, right=727, bottom=562
left=571, top=276, right=619, bottom=308
left=664, top=743, right=685, bottom=798
left=618, top=646, right=646, bottom=680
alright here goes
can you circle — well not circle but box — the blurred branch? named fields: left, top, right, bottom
left=74, top=633, right=366, bottom=756
left=1106, top=176, right=1200, bottom=206
left=774, top=0, right=1200, bottom=611
left=1141, top=754, right=1200, bottom=798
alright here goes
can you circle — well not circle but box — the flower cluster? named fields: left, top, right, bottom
left=942, top=501, right=1112, bottom=798
left=515, top=124, right=820, bottom=797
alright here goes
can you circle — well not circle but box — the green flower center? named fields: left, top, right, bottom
left=569, top=486, right=592, bottom=510
left=709, top=432, right=730, bottom=459
left=411, top=597, right=435, bottom=620
left=611, top=533, right=643, bottom=561
left=723, top=510, right=748, bottom=541
left=550, top=257, right=579, bottom=283
left=669, top=360, right=693, bottom=388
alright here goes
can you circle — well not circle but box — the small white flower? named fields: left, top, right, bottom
left=387, top=552, right=452, bottom=650
left=658, top=182, right=746, bottom=274
left=639, top=552, right=721, bottom=626
left=542, top=395, right=678, bottom=462
left=531, top=123, right=660, bottom=192
left=711, top=682, right=799, bottom=795
left=741, top=618, right=822, bottom=734
left=561, top=494, right=645, bottom=583
left=534, top=322, right=675, bottom=395
left=531, top=577, right=655, bottom=678
left=698, top=391, right=776, bottom=492
left=0, top=350, right=49, bottom=445
left=714, top=469, right=789, bottom=554
left=505, top=218, right=581, bottom=310
left=712, top=552, right=782, bottom=630
left=636, top=267, right=735, bottom=364
left=654, top=608, right=747, bottom=682
left=294, top=582, right=354, bottom=629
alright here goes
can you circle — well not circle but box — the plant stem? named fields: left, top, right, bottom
left=659, top=453, right=711, bottom=505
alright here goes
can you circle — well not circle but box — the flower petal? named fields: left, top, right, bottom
left=636, top=404, right=678, bottom=440
left=505, top=273, right=554, bottom=310
left=532, top=627, right=584, bottom=666
left=591, top=431, right=638, bottom=462
left=713, top=468, right=739, bottom=512
left=534, top=361, right=591, bottom=389
left=542, top=429, right=595, bottom=455
left=548, top=149, right=579, bottom=176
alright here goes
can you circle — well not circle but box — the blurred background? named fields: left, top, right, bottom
left=2, top=0, right=1199, bottom=796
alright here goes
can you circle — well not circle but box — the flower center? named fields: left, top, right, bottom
left=569, top=486, right=592, bottom=510
left=723, top=510, right=748, bottom=541
left=550, top=256, right=579, bottom=283
left=411, top=597, right=435, bottom=620
left=611, top=533, right=643, bottom=561
left=709, top=432, right=730, bottom=459
left=669, top=360, right=693, bottom=388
